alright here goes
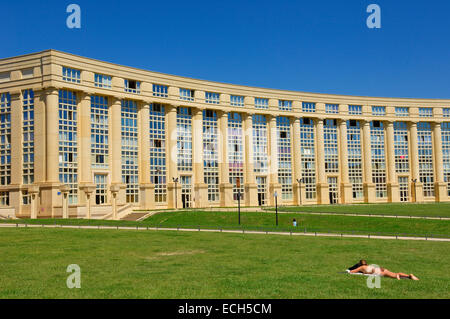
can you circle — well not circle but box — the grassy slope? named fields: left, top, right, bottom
left=275, top=202, right=450, bottom=217
left=0, top=228, right=449, bottom=299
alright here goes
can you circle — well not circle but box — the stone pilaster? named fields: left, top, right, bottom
left=243, top=113, right=258, bottom=206
left=432, top=122, right=447, bottom=201
left=192, top=108, right=207, bottom=208
left=385, top=121, right=400, bottom=202
left=315, top=118, right=329, bottom=204
left=218, top=111, right=233, bottom=207
left=338, top=119, right=352, bottom=204
left=362, top=120, right=376, bottom=203
left=409, top=121, right=423, bottom=202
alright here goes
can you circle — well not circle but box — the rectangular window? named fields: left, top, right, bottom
left=0, top=191, right=9, bottom=206
left=0, top=72, right=10, bottom=83
left=94, top=74, right=112, bottom=89
left=0, top=93, right=11, bottom=189
left=441, top=123, right=450, bottom=196
left=417, top=122, right=435, bottom=197
left=255, top=98, right=269, bottom=109
left=300, top=118, right=316, bottom=199
left=419, top=107, right=433, bottom=118
left=347, top=120, right=363, bottom=199
left=277, top=116, right=292, bottom=200
left=121, top=100, right=139, bottom=203
left=62, top=67, right=81, bottom=83
left=203, top=110, right=219, bottom=201
left=395, top=107, right=409, bottom=117
left=58, top=90, right=78, bottom=204
left=325, top=104, right=339, bottom=114
left=21, top=68, right=34, bottom=79
left=94, top=174, right=107, bottom=205
left=153, top=84, right=168, bottom=97
left=180, top=88, right=194, bottom=101
left=230, top=95, right=244, bottom=107
left=177, top=107, right=193, bottom=171
left=324, top=119, right=339, bottom=173
left=205, top=92, right=220, bottom=104
left=279, top=100, right=292, bottom=111
left=394, top=122, right=409, bottom=174
left=371, top=121, right=387, bottom=198
left=253, top=115, right=268, bottom=174
left=150, top=103, right=167, bottom=203
left=228, top=113, right=244, bottom=200
left=91, top=95, right=109, bottom=169
left=302, top=102, right=316, bottom=113
left=443, top=108, right=450, bottom=118
left=22, top=89, right=34, bottom=187
left=124, top=79, right=141, bottom=94
left=349, top=105, right=362, bottom=115
left=372, top=106, right=386, bottom=116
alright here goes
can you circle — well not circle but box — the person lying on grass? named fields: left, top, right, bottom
left=349, top=259, right=419, bottom=280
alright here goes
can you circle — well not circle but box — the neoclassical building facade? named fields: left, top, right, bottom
left=0, top=50, right=449, bottom=219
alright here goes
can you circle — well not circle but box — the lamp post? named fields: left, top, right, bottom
left=173, top=177, right=179, bottom=209
left=411, top=178, right=417, bottom=202
left=274, top=191, right=278, bottom=226
left=296, top=178, right=304, bottom=206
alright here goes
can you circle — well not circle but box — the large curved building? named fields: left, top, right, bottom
left=0, top=50, right=449, bottom=219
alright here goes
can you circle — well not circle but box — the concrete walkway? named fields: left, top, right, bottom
left=1, top=223, right=449, bottom=242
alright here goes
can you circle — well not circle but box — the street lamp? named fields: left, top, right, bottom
left=411, top=178, right=417, bottom=202
left=274, top=191, right=278, bottom=226
left=173, top=177, right=179, bottom=209
left=296, top=178, right=304, bottom=206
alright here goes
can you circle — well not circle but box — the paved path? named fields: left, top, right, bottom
left=1, top=223, right=449, bottom=242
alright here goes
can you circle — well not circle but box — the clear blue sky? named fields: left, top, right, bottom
left=1, top=0, right=450, bottom=99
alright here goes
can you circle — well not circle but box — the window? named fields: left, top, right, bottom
left=417, top=122, right=435, bottom=197
left=255, top=98, right=268, bottom=109
left=180, top=88, right=194, bottom=101
left=91, top=95, right=109, bottom=169
left=394, top=122, right=409, bottom=174
left=277, top=116, right=292, bottom=200
left=205, top=92, right=220, bottom=104
left=121, top=100, right=139, bottom=203
left=395, top=107, right=409, bottom=117
left=347, top=120, right=363, bottom=199
left=349, top=105, right=362, bottom=115
left=21, top=68, right=33, bottom=79
left=177, top=107, right=193, bottom=171
left=326, top=104, right=339, bottom=114
left=372, top=106, right=386, bottom=116
left=150, top=103, right=167, bottom=203
left=324, top=119, right=339, bottom=173
left=124, top=79, right=141, bottom=94
left=228, top=113, right=244, bottom=200
left=300, top=118, right=316, bottom=199
left=22, top=89, right=34, bottom=187
left=371, top=121, right=387, bottom=198
left=0, top=93, right=11, bottom=189
left=279, top=100, right=292, bottom=111
left=95, top=174, right=107, bottom=205
left=253, top=115, right=268, bottom=174
left=153, top=84, right=168, bottom=97
left=62, top=67, right=81, bottom=83
left=0, top=72, right=10, bottom=83
left=58, top=90, right=78, bottom=204
left=203, top=110, right=219, bottom=201
left=441, top=123, right=450, bottom=196
left=94, top=74, right=112, bottom=89
left=302, top=102, right=316, bottom=113
left=443, top=108, right=450, bottom=118
left=419, top=107, right=433, bottom=118
left=230, top=95, right=244, bottom=107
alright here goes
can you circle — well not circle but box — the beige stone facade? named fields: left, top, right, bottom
left=0, top=50, right=449, bottom=219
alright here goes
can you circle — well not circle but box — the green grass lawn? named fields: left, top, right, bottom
left=4, top=209, right=450, bottom=238
left=0, top=227, right=448, bottom=299
left=274, top=202, right=450, bottom=217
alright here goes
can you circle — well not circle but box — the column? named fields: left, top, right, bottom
left=166, top=105, right=181, bottom=209
left=40, top=88, right=61, bottom=218
left=32, top=90, right=45, bottom=218
left=338, top=119, right=352, bottom=203
left=218, top=111, right=233, bottom=206
left=138, top=101, right=155, bottom=209
left=78, top=92, right=96, bottom=208
left=362, top=120, right=376, bottom=202
left=9, top=91, right=22, bottom=216
left=291, top=118, right=305, bottom=205
left=409, top=121, right=423, bottom=202
left=60, top=184, right=70, bottom=219
left=433, top=122, right=447, bottom=201
left=243, top=113, right=258, bottom=206
left=315, top=118, right=329, bottom=204
left=268, top=115, right=281, bottom=205
left=109, top=97, right=125, bottom=205
left=192, top=108, right=207, bottom=208
left=385, top=121, right=400, bottom=202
